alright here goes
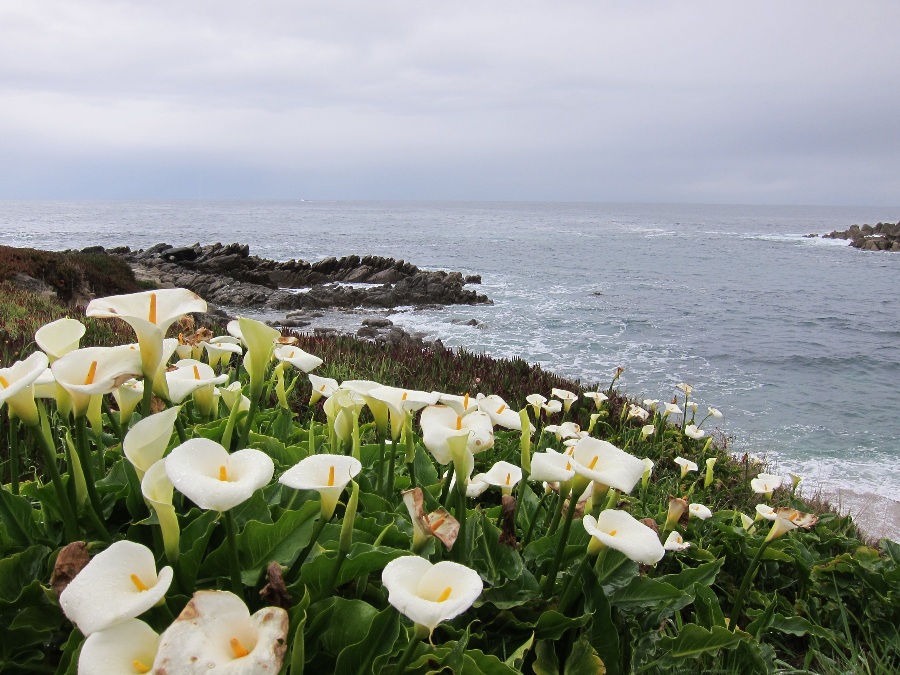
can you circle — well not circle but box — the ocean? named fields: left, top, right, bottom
left=2, top=200, right=899, bottom=514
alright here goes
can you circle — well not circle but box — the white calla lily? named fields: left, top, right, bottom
left=674, top=457, right=698, bottom=478
left=689, top=503, right=713, bottom=520
left=165, top=438, right=274, bottom=512
left=368, top=385, right=441, bottom=440
left=308, top=374, right=340, bottom=405
left=166, top=359, right=227, bottom=415
left=59, top=540, right=174, bottom=636
left=663, top=531, right=691, bottom=552
left=583, top=511, right=665, bottom=564
left=273, top=344, right=323, bottom=373
left=750, top=473, right=784, bottom=496
left=684, top=424, right=706, bottom=440
left=584, top=391, right=608, bottom=409
left=571, top=436, right=646, bottom=494
left=477, top=394, right=522, bottom=430
left=381, top=557, right=483, bottom=633
left=529, top=449, right=576, bottom=483
left=86, top=289, right=206, bottom=380
left=525, top=393, right=547, bottom=418
left=112, top=378, right=144, bottom=424
left=51, top=345, right=143, bottom=417
left=152, top=590, right=288, bottom=675
left=219, top=382, right=250, bottom=413
left=551, top=387, right=578, bottom=411
left=205, top=339, right=243, bottom=370
left=142, top=459, right=181, bottom=561
left=420, top=405, right=494, bottom=465
left=480, top=460, right=523, bottom=494
left=237, top=317, right=280, bottom=392
left=123, top=405, right=182, bottom=481
left=78, top=618, right=160, bottom=675
left=0, top=351, right=49, bottom=426
left=35, top=317, right=85, bottom=362
left=280, top=454, right=362, bottom=519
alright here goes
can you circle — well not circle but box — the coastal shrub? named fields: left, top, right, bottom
left=0, top=287, right=897, bottom=673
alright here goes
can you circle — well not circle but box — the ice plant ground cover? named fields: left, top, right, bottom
left=1, top=286, right=900, bottom=672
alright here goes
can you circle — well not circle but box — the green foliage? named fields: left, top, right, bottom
left=0, top=285, right=898, bottom=673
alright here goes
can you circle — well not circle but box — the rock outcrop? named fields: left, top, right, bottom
left=101, top=242, right=491, bottom=311
left=822, top=221, right=900, bottom=252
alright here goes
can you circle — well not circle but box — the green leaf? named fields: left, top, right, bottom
left=533, top=640, right=560, bottom=675
left=299, top=543, right=408, bottom=598
left=584, top=576, right=620, bottom=675
left=563, top=635, right=605, bottom=675
left=0, top=545, right=48, bottom=603
left=472, top=512, right=524, bottom=584
left=595, top=548, right=638, bottom=595
left=692, top=583, right=726, bottom=629
left=658, top=623, right=751, bottom=661
left=333, top=603, right=400, bottom=675
left=177, top=509, right=219, bottom=590
left=0, top=487, right=41, bottom=550
left=202, top=501, right=320, bottom=584
left=477, top=569, right=540, bottom=610
left=768, top=613, right=838, bottom=640
left=657, top=558, right=724, bottom=592
left=534, top=611, right=591, bottom=641
left=504, top=633, right=535, bottom=671
left=249, top=431, right=308, bottom=467
left=229, top=489, right=273, bottom=527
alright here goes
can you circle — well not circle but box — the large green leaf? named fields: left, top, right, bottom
left=472, top=512, right=524, bottom=584
left=298, top=543, right=408, bottom=598
left=658, top=623, right=751, bottom=661
left=333, top=604, right=400, bottom=675
left=177, top=509, right=219, bottom=590
left=657, top=558, right=724, bottom=592
left=0, top=545, right=48, bottom=604
left=0, top=487, right=42, bottom=550
left=202, top=500, right=320, bottom=584
left=692, top=582, right=726, bottom=629
left=563, top=635, right=605, bottom=675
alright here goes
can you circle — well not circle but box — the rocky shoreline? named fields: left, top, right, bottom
left=84, top=242, right=491, bottom=348
left=807, top=220, right=900, bottom=251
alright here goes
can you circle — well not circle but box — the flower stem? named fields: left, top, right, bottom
left=557, top=552, right=593, bottom=615
left=728, top=538, right=771, bottom=631
left=286, top=512, right=332, bottom=582
left=453, top=471, right=468, bottom=563
left=541, top=478, right=588, bottom=598
left=375, top=437, right=386, bottom=494
left=7, top=416, right=20, bottom=495
left=34, top=404, right=79, bottom=541
left=73, top=416, right=111, bottom=542
left=522, top=490, right=552, bottom=548
left=223, top=510, right=244, bottom=598
left=392, top=627, right=423, bottom=674
left=141, top=374, right=154, bottom=418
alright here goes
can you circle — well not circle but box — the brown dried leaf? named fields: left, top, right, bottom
left=50, top=541, right=90, bottom=596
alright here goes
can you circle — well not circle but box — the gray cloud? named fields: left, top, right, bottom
left=1, top=1, right=899, bottom=204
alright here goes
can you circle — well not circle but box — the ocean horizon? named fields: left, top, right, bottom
left=3, top=199, right=899, bottom=524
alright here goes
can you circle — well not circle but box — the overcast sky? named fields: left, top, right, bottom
left=1, top=1, right=899, bottom=205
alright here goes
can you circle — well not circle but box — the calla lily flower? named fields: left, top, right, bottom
left=280, top=454, right=362, bottom=519
left=142, top=459, right=181, bottom=561
left=740, top=513, right=756, bottom=530
left=273, top=344, right=323, bottom=373
left=529, top=449, right=576, bottom=483
left=59, top=540, right=174, bottom=636
left=32, top=367, right=58, bottom=400
left=542, top=399, right=563, bottom=415
left=479, top=460, right=523, bottom=495
left=551, top=388, right=578, bottom=412
left=165, top=438, right=274, bottom=512
left=627, top=404, right=650, bottom=421
left=641, top=458, right=654, bottom=489
left=525, top=393, right=547, bottom=418
left=477, top=394, right=522, bottom=430
left=663, top=531, right=691, bottom=552
left=166, top=359, right=227, bottom=415
left=402, top=488, right=459, bottom=552
left=420, top=405, right=494, bottom=465
left=704, top=458, right=717, bottom=487
left=35, top=317, right=85, bottom=363
left=462, top=474, right=491, bottom=498
left=152, top=590, right=289, bottom=675
left=237, top=317, right=280, bottom=393
left=755, top=503, right=778, bottom=521
left=684, top=424, right=705, bottom=440
left=366, top=384, right=440, bottom=440
left=571, top=436, right=646, bottom=494
left=205, top=339, right=243, bottom=370
left=689, top=503, right=713, bottom=520
left=584, top=391, right=608, bottom=409
left=113, top=378, right=144, bottom=424
left=642, top=399, right=659, bottom=409
left=674, top=457, right=698, bottom=478
left=438, top=392, right=480, bottom=417
left=750, top=473, right=784, bottom=496
left=308, top=374, right=340, bottom=405
left=323, top=388, right=365, bottom=443
left=666, top=496, right=689, bottom=529
left=765, top=508, right=818, bottom=542
left=664, top=402, right=682, bottom=417
left=86, top=289, right=207, bottom=380
left=676, top=382, right=693, bottom=395
left=544, top=421, right=582, bottom=440
left=708, top=406, right=723, bottom=418
left=0, top=351, right=49, bottom=426
left=51, top=345, right=143, bottom=418
left=641, top=424, right=655, bottom=438
left=123, top=405, right=182, bottom=481
left=381, top=557, right=483, bottom=634
left=219, top=382, right=250, bottom=413
left=583, top=511, right=665, bottom=565
left=78, top=618, right=160, bottom=675
left=340, top=380, right=390, bottom=438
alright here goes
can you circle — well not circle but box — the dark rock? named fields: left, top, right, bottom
left=819, top=221, right=900, bottom=252
left=464, top=274, right=482, bottom=284
left=362, top=318, right=393, bottom=328
left=80, top=245, right=106, bottom=253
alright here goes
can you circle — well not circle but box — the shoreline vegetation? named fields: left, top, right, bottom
left=2, top=243, right=900, bottom=672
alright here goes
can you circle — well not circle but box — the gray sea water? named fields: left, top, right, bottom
left=2, top=200, right=899, bottom=505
